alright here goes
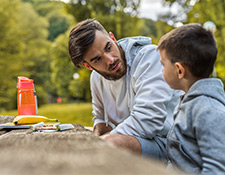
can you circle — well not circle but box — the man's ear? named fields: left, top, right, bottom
left=82, top=62, right=93, bottom=70
left=109, top=32, right=117, bottom=43
left=175, top=62, right=185, bottom=79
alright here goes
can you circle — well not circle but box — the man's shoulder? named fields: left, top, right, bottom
left=91, top=70, right=100, bottom=77
left=90, top=71, right=101, bottom=81
left=118, top=36, right=152, bottom=45
left=139, top=44, right=158, bottom=53
left=119, top=36, right=156, bottom=53
left=130, top=44, right=160, bottom=66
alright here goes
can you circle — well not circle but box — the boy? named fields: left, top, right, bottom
left=157, top=23, right=225, bottom=174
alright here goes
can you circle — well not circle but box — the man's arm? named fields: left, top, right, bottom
left=110, top=45, right=177, bottom=139
left=90, top=71, right=115, bottom=136
left=93, top=123, right=112, bottom=136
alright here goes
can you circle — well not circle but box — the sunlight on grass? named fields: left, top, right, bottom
left=1, top=103, right=94, bottom=126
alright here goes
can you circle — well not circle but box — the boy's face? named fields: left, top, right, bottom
left=82, top=30, right=126, bottom=81
left=160, top=49, right=180, bottom=90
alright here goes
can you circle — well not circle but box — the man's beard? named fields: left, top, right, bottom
left=92, top=46, right=127, bottom=81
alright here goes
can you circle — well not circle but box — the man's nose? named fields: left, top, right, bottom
left=104, top=53, right=114, bottom=65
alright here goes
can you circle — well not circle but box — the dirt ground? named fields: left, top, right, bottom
left=0, top=116, right=181, bottom=175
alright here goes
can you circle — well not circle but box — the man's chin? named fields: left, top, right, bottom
left=98, top=70, right=126, bottom=81
left=102, top=73, right=124, bottom=81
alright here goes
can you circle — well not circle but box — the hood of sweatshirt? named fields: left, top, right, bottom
left=183, top=78, right=225, bottom=106
left=118, top=36, right=152, bottom=68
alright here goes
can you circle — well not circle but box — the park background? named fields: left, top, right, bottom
left=1, top=0, right=224, bottom=126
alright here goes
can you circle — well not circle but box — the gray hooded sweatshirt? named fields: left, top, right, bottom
left=167, top=78, right=225, bottom=174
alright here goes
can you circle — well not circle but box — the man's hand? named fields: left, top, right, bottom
left=93, top=123, right=112, bottom=136
left=99, top=133, right=142, bottom=154
left=99, top=133, right=111, bottom=140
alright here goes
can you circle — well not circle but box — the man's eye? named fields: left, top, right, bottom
left=94, top=57, right=101, bottom=64
left=107, top=45, right=111, bottom=51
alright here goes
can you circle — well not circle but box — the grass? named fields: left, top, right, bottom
left=0, top=103, right=94, bottom=126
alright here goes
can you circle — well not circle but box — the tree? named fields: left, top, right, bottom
left=140, top=18, right=174, bottom=44
left=0, top=0, right=21, bottom=110
left=65, top=0, right=142, bottom=39
left=16, top=1, right=51, bottom=106
left=50, top=30, right=76, bottom=100
left=186, top=0, right=225, bottom=81
left=161, top=0, right=225, bottom=83
left=160, top=0, right=196, bottom=25
left=0, top=0, right=50, bottom=111
left=46, top=10, right=73, bottom=41
left=23, top=0, right=74, bottom=41
left=69, top=69, right=92, bottom=102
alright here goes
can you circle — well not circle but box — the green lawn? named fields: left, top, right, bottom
left=1, top=103, right=94, bottom=126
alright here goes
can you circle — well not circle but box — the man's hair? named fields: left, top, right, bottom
left=157, top=23, right=217, bottom=78
left=68, top=19, right=108, bottom=68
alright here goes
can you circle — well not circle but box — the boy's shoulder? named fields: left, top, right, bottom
left=182, top=78, right=225, bottom=121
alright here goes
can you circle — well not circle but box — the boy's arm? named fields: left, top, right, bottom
left=195, top=108, right=225, bottom=174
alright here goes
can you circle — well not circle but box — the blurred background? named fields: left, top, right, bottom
left=1, top=0, right=224, bottom=125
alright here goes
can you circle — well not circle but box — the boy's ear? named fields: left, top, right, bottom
left=81, top=62, right=93, bottom=70
left=109, top=32, right=117, bottom=43
left=175, top=62, right=185, bottom=79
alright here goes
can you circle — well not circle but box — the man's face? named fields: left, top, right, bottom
left=83, top=30, right=126, bottom=81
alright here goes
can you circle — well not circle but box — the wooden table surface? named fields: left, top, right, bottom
left=0, top=115, right=180, bottom=175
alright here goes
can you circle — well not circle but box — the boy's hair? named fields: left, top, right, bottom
left=157, top=23, right=217, bottom=78
left=68, top=19, right=108, bottom=68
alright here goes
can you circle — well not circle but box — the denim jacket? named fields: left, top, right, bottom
left=167, top=78, right=225, bottom=174
left=91, top=36, right=180, bottom=139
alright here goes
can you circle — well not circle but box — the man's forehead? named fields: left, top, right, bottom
left=83, top=31, right=110, bottom=62
left=95, top=30, right=110, bottom=40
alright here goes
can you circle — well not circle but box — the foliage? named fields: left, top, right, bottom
left=0, top=0, right=176, bottom=112
left=65, top=0, right=142, bottom=39
left=24, top=0, right=74, bottom=41
left=0, top=0, right=20, bottom=111
left=140, top=18, right=174, bottom=44
left=50, top=30, right=76, bottom=99
left=69, top=69, right=92, bottom=101
left=65, top=0, right=140, bottom=21
left=187, top=0, right=225, bottom=82
left=0, top=0, right=50, bottom=110
left=16, top=1, right=51, bottom=107
left=46, top=10, right=73, bottom=41
left=162, top=0, right=225, bottom=83
left=160, top=0, right=196, bottom=25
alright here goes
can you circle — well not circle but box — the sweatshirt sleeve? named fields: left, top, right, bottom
left=193, top=106, right=225, bottom=174
left=90, top=72, right=105, bottom=127
left=111, top=45, right=175, bottom=138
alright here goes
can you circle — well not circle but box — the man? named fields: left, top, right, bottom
left=68, top=19, right=180, bottom=161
